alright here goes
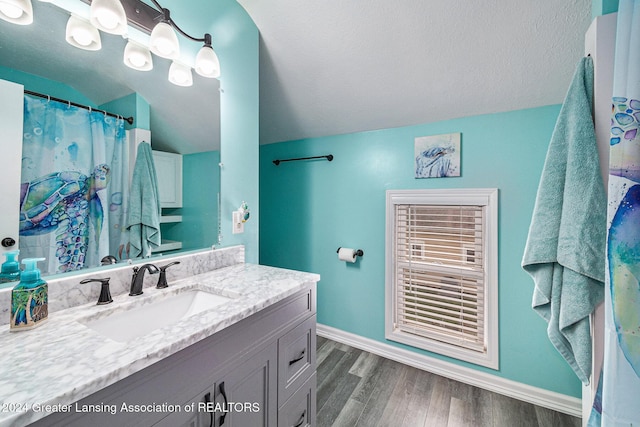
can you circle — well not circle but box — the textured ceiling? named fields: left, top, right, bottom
left=237, top=0, right=592, bottom=144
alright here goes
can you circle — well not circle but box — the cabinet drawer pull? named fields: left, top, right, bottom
left=204, top=392, right=213, bottom=427
left=289, top=348, right=306, bottom=365
left=293, top=410, right=306, bottom=427
left=219, top=382, right=228, bottom=426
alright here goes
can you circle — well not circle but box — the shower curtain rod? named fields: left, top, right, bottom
left=24, top=90, right=135, bottom=125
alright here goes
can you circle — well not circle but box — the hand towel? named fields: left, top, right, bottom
left=522, top=56, right=606, bottom=384
left=126, top=142, right=161, bottom=258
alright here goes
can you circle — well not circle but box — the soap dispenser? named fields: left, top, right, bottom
left=10, top=258, right=48, bottom=331
left=0, top=250, right=20, bottom=285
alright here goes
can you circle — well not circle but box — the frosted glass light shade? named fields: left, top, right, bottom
left=0, top=0, right=33, bottom=25
left=65, top=15, right=101, bottom=51
left=168, top=61, right=192, bottom=87
left=149, top=22, right=179, bottom=60
left=124, top=41, right=152, bottom=71
left=195, top=45, right=220, bottom=78
left=90, top=0, right=127, bottom=35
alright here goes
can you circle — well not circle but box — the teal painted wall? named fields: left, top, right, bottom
left=0, top=66, right=95, bottom=106
left=163, top=0, right=260, bottom=262
left=99, top=93, right=150, bottom=131
left=216, top=5, right=260, bottom=262
left=180, top=151, right=221, bottom=250
left=592, top=0, right=619, bottom=17
left=0, top=67, right=150, bottom=131
left=260, top=105, right=583, bottom=398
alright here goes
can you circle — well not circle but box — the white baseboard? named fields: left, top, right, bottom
left=317, top=323, right=582, bottom=418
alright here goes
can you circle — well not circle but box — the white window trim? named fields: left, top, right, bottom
left=385, top=188, right=499, bottom=370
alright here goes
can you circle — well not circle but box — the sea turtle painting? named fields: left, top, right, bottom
left=19, top=164, right=111, bottom=273
left=415, top=145, right=456, bottom=178
left=414, top=133, right=461, bottom=178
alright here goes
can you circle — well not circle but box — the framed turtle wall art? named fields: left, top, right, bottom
left=414, top=133, right=461, bottom=178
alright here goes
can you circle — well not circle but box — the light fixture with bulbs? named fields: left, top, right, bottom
left=149, top=13, right=179, bottom=60
left=168, top=61, right=192, bottom=87
left=123, top=40, right=152, bottom=71
left=145, top=0, right=220, bottom=80
left=89, top=0, right=127, bottom=35
left=1, top=0, right=221, bottom=86
left=0, top=0, right=33, bottom=25
left=123, top=0, right=221, bottom=84
left=194, top=33, right=220, bottom=79
left=65, top=14, right=101, bottom=50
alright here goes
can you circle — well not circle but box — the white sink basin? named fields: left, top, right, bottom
left=79, top=290, right=232, bottom=342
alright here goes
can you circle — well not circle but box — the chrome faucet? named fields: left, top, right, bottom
left=129, top=264, right=159, bottom=296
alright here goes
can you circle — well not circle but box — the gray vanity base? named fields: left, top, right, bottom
left=30, top=285, right=316, bottom=427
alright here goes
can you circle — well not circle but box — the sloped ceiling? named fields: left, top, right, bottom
left=237, top=0, right=592, bottom=144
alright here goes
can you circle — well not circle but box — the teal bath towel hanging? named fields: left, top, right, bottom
left=522, top=56, right=606, bottom=384
left=127, top=142, right=161, bottom=258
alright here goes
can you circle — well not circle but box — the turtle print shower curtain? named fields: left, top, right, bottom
left=590, top=1, right=640, bottom=425
left=19, top=95, right=129, bottom=275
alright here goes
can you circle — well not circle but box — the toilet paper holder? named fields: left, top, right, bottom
left=337, top=247, right=364, bottom=257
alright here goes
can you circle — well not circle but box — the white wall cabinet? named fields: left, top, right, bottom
left=152, top=150, right=183, bottom=253
left=32, top=285, right=317, bottom=427
left=152, top=150, right=183, bottom=208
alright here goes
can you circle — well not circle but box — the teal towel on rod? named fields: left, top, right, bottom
left=522, top=56, right=606, bottom=384
left=127, top=142, right=161, bottom=258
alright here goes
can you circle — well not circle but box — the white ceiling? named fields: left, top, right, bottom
left=237, top=0, right=593, bottom=144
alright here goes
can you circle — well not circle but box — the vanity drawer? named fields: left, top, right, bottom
left=278, top=315, right=316, bottom=405
left=278, top=373, right=316, bottom=427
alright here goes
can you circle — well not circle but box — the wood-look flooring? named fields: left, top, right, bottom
left=316, top=336, right=582, bottom=427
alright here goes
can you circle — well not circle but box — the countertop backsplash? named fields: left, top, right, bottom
left=0, top=245, right=245, bottom=325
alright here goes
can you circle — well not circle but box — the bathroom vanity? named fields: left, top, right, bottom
left=0, top=249, right=319, bottom=427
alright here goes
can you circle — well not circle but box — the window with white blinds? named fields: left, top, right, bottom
left=385, top=189, right=498, bottom=369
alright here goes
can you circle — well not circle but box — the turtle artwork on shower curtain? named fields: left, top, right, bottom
left=19, top=95, right=129, bottom=275
left=19, top=164, right=111, bottom=272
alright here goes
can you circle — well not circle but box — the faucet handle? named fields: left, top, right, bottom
left=80, top=278, right=113, bottom=305
left=159, top=261, right=180, bottom=272
left=156, top=261, right=181, bottom=289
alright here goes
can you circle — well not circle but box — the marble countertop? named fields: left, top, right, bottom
left=0, top=263, right=319, bottom=427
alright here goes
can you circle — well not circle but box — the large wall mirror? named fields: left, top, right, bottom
left=0, top=0, right=222, bottom=279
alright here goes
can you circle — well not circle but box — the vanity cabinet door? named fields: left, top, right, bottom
left=278, top=315, right=316, bottom=405
left=211, top=342, right=278, bottom=427
left=278, top=373, right=316, bottom=427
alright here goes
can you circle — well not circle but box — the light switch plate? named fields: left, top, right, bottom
left=232, top=211, right=244, bottom=234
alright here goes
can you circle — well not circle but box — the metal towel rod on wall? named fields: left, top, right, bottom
left=272, top=154, right=334, bottom=166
